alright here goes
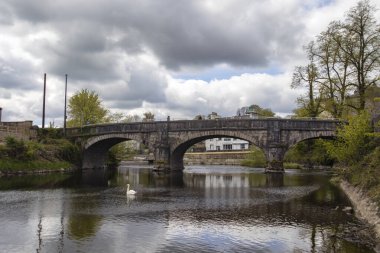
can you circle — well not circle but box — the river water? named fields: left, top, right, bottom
left=0, top=165, right=377, bottom=253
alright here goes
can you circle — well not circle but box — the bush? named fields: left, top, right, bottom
left=325, top=111, right=372, bottom=165
left=4, top=137, right=31, bottom=161
left=58, top=141, right=81, bottom=164
left=285, top=139, right=334, bottom=167
left=241, top=147, right=267, bottom=168
left=349, top=146, right=380, bottom=189
left=37, top=128, right=64, bottom=143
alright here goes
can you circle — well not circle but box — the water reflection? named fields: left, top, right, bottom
left=0, top=166, right=376, bottom=253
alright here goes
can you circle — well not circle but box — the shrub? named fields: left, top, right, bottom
left=57, top=141, right=81, bottom=164
left=241, top=147, right=267, bottom=168
left=4, top=137, right=31, bottom=161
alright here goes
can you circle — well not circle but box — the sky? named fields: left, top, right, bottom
left=0, top=0, right=379, bottom=125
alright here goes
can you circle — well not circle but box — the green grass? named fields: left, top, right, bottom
left=337, top=146, right=380, bottom=206
left=0, top=159, right=72, bottom=172
left=284, top=162, right=303, bottom=170
left=240, top=159, right=266, bottom=168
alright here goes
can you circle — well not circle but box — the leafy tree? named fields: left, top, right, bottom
left=67, top=89, right=108, bottom=127
left=325, top=111, right=372, bottom=165
left=248, top=104, right=275, bottom=117
left=143, top=112, right=155, bottom=122
left=241, top=146, right=267, bottom=167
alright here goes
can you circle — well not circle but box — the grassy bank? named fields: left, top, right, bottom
left=338, top=147, right=380, bottom=206
left=0, top=159, right=72, bottom=172
left=0, top=133, right=80, bottom=174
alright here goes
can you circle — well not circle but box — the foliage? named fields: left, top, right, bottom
left=246, top=104, right=275, bottom=117
left=241, top=146, right=267, bottom=167
left=292, top=0, right=380, bottom=117
left=283, top=162, right=303, bottom=170
left=0, top=160, right=72, bottom=171
left=143, top=112, right=155, bottom=122
left=0, top=137, right=80, bottom=171
left=3, top=137, right=31, bottom=161
left=37, top=128, right=64, bottom=143
left=57, top=141, right=81, bottom=165
left=285, top=139, right=335, bottom=167
left=67, top=89, right=108, bottom=127
left=325, top=111, right=372, bottom=165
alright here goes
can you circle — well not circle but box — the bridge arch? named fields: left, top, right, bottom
left=284, top=130, right=336, bottom=148
left=82, top=133, right=146, bottom=168
left=169, top=130, right=264, bottom=169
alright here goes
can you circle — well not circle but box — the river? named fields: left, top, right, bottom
left=0, top=165, right=377, bottom=253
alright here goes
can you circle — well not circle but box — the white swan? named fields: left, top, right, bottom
left=126, top=184, right=137, bottom=195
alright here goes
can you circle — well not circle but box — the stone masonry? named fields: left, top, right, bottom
left=66, top=118, right=340, bottom=172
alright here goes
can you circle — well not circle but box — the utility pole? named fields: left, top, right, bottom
left=63, top=74, right=68, bottom=136
left=42, top=73, right=46, bottom=129
left=0, top=107, right=2, bottom=122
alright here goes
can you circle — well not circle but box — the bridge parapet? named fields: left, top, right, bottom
left=66, top=118, right=340, bottom=137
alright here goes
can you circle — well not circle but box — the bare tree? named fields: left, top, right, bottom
left=334, top=0, right=380, bottom=111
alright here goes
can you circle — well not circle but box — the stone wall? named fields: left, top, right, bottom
left=184, top=151, right=249, bottom=165
left=0, top=121, right=37, bottom=143
left=340, top=180, right=380, bottom=243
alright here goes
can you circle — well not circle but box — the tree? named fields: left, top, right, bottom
left=335, top=0, right=380, bottom=111
left=292, top=0, right=380, bottom=118
left=325, top=111, right=372, bottom=165
left=313, top=23, right=353, bottom=118
left=142, top=112, right=155, bottom=122
left=243, top=104, right=275, bottom=117
left=67, top=89, right=108, bottom=127
left=292, top=50, right=324, bottom=117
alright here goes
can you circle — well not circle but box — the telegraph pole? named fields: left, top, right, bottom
left=42, top=73, right=46, bottom=129
left=63, top=74, right=68, bottom=136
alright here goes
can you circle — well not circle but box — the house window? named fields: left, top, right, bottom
left=218, top=138, right=222, bottom=141
left=240, top=144, right=246, bottom=149
left=210, top=144, right=214, bottom=150
left=224, top=138, right=231, bottom=141
left=223, top=144, right=232, bottom=150
left=216, top=146, right=221, bottom=151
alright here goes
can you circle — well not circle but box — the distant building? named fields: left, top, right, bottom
left=236, top=106, right=260, bottom=119
left=205, top=138, right=249, bottom=151
left=207, top=112, right=221, bottom=120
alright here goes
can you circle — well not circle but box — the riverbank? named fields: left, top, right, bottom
left=0, top=135, right=80, bottom=176
left=339, top=180, right=380, bottom=249
left=0, top=162, right=76, bottom=176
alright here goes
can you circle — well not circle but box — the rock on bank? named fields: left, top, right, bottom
left=340, top=180, right=380, bottom=243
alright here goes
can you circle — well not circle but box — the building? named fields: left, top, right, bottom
left=205, top=138, right=249, bottom=151
left=236, top=105, right=260, bottom=119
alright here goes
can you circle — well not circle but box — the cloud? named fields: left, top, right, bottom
left=165, top=73, right=300, bottom=118
left=0, top=0, right=378, bottom=124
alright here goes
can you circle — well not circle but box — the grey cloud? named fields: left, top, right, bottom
left=4, top=0, right=305, bottom=71
left=0, top=0, right=311, bottom=122
left=101, top=63, right=167, bottom=108
left=0, top=58, right=38, bottom=90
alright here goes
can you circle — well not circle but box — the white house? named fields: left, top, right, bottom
left=205, top=138, right=249, bottom=151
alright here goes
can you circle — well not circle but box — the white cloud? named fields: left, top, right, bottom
left=0, top=0, right=378, bottom=124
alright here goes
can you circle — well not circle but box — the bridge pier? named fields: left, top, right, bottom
left=264, top=146, right=286, bottom=173
left=153, top=143, right=171, bottom=170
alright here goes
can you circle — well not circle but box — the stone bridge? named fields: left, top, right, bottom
left=66, top=118, right=341, bottom=172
